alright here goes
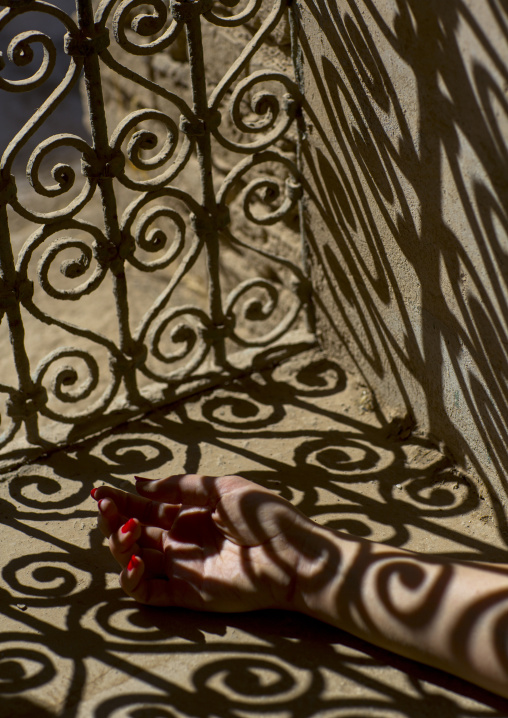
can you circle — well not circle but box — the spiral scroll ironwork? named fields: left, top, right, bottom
left=0, top=0, right=312, bottom=462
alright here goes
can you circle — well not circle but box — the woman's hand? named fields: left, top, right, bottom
left=92, top=474, right=318, bottom=612
left=92, top=473, right=508, bottom=699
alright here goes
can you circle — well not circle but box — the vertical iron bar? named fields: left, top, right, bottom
left=76, top=0, right=140, bottom=403
left=0, top=200, right=41, bottom=444
left=185, top=13, right=227, bottom=367
left=289, top=0, right=315, bottom=335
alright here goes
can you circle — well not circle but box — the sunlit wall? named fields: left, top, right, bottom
left=297, top=0, right=508, bottom=509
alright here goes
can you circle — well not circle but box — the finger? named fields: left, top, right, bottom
left=140, top=547, right=166, bottom=578
left=97, top=497, right=123, bottom=538
left=97, top=495, right=165, bottom=549
left=138, top=525, right=165, bottom=553
left=120, top=555, right=174, bottom=606
left=109, top=517, right=142, bottom=567
left=134, top=474, right=246, bottom=508
left=92, top=486, right=179, bottom=529
left=120, top=553, right=207, bottom=609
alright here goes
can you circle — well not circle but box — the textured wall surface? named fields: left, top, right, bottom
left=296, top=0, right=508, bottom=510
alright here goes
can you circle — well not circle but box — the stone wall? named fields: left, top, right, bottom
left=295, top=0, right=508, bottom=505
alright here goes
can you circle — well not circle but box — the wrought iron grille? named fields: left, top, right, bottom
left=0, top=0, right=313, bottom=468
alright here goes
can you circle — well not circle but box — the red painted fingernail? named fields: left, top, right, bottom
left=121, top=518, right=136, bottom=534
left=91, top=488, right=98, bottom=499
left=127, top=555, right=139, bottom=572
left=134, top=476, right=153, bottom=482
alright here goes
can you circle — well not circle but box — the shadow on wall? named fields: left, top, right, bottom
left=2, top=354, right=508, bottom=716
left=296, top=0, right=508, bottom=521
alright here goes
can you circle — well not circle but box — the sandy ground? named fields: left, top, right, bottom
left=2, top=347, right=508, bottom=718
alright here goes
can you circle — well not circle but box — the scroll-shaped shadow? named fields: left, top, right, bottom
left=1, top=353, right=508, bottom=716
left=295, top=0, right=508, bottom=527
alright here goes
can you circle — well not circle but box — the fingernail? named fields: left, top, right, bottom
left=134, top=476, right=153, bottom=482
left=91, top=488, right=98, bottom=499
left=98, top=499, right=106, bottom=513
left=127, top=555, right=139, bottom=572
left=121, top=518, right=136, bottom=534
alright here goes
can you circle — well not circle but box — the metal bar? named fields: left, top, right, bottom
left=0, top=0, right=313, bottom=464
left=289, top=0, right=315, bottom=335
left=185, top=7, right=227, bottom=368
left=0, top=198, right=42, bottom=445
left=77, top=0, right=141, bottom=404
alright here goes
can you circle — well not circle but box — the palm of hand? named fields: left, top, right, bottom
left=95, top=475, right=309, bottom=611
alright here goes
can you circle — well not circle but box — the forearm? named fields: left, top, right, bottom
left=293, top=524, right=508, bottom=698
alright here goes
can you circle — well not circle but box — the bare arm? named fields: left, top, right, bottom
left=92, top=474, right=508, bottom=699
left=293, top=522, right=508, bottom=698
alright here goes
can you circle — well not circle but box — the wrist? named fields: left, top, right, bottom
left=290, top=522, right=345, bottom=618
left=289, top=521, right=368, bottom=633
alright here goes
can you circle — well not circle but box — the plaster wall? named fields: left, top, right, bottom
left=295, top=0, right=508, bottom=507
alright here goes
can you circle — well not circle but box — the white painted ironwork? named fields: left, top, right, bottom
left=0, top=0, right=313, bottom=465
